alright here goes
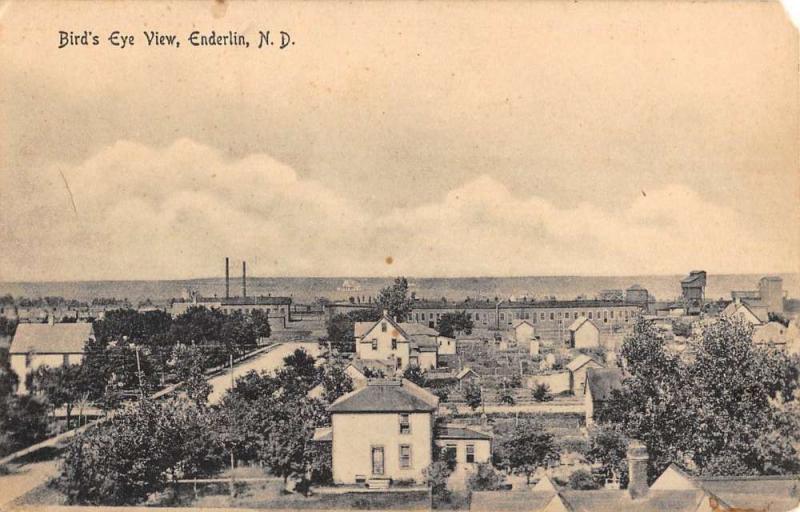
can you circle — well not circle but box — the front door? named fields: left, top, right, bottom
left=371, top=446, right=385, bottom=475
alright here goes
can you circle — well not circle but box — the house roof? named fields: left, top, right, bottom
left=329, top=378, right=438, bottom=413
left=585, top=368, right=623, bottom=401
left=512, top=319, right=535, bottom=329
left=355, top=313, right=441, bottom=342
left=752, top=321, right=798, bottom=345
left=411, top=299, right=641, bottom=310
left=10, top=323, right=94, bottom=354
left=532, top=476, right=558, bottom=493
left=456, top=367, right=478, bottom=380
left=435, top=426, right=492, bottom=441
left=566, top=354, right=603, bottom=372
left=568, top=317, right=597, bottom=332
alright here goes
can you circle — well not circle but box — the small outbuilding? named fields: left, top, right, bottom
left=568, top=317, right=600, bottom=349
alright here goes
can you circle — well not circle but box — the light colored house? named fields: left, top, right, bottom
left=437, top=336, right=456, bottom=356
left=721, top=301, right=765, bottom=326
left=752, top=321, right=800, bottom=350
left=434, top=425, right=492, bottom=466
left=354, top=311, right=440, bottom=372
left=584, top=367, right=623, bottom=426
left=9, top=321, right=94, bottom=394
left=568, top=317, right=600, bottom=349
left=512, top=319, right=536, bottom=342
left=565, top=354, right=604, bottom=396
left=326, top=378, right=439, bottom=485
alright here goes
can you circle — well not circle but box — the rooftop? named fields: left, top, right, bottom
left=329, top=378, right=438, bottom=413
left=10, top=322, right=94, bottom=354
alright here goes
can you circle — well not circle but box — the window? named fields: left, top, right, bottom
left=500, top=313, right=505, bottom=321
left=25, top=353, right=32, bottom=368
left=381, top=322, right=387, bottom=333
left=400, top=445, right=412, bottom=468
left=588, top=312, right=593, bottom=319
left=399, top=413, right=410, bottom=434
left=610, top=310, right=614, bottom=319
left=540, top=312, right=545, bottom=320
left=574, top=312, right=579, bottom=319
left=550, top=312, right=554, bottom=320
left=372, top=340, right=378, bottom=350
left=391, top=338, right=397, bottom=350
left=446, top=444, right=457, bottom=461
left=466, top=444, right=475, bottom=463
left=63, top=354, right=69, bottom=366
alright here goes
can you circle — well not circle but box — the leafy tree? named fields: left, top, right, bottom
left=376, top=277, right=414, bottom=322
left=29, top=364, right=85, bottom=429
left=568, top=469, right=600, bottom=490
left=432, top=387, right=449, bottom=402
left=498, top=421, right=559, bottom=484
left=601, top=317, right=800, bottom=480
left=94, top=308, right=172, bottom=345
left=464, top=383, right=482, bottom=411
left=320, top=359, right=354, bottom=403
left=402, top=365, right=427, bottom=387
left=277, top=348, right=320, bottom=397
left=171, top=345, right=212, bottom=406
left=0, top=395, right=49, bottom=457
left=425, top=457, right=453, bottom=505
left=58, top=399, right=224, bottom=505
left=532, top=383, right=553, bottom=402
left=437, top=311, right=473, bottom=338
left=0, top=317, right=17, bottom=337
left=250, top=309, right=272, bottom=339
left=467, top=463, right=505, bottom=491
left=325, top=309, right=380, bottom=353
left=500, top=390, right=515, bottom=405
left=586, top=424, right=629, bottom=487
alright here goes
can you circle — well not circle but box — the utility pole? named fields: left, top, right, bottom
left=135, top=345, right=145, bottom=400
left=229, top=352, right=235, bottom=498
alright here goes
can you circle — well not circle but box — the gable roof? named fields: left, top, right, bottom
left=568, top=317, right=597, bottom=332
left=532, top=476, right=558, bottom=493
left=456, top=367, right=478, bottom=380
left=10, top=323, right=94, bottom=354
left=585, top=368, right=623, bottom=401
left=566, top=354, right=603, bottom=372
left=329, top=378, right=438, bottom=413
left=435, top=425, right=492, bottom=441
left=512, top=319, right=536, bottom=329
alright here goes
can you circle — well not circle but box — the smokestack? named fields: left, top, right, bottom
left=242, top=261, right=247, bottom=298
left=627, top=440, right=649, bottom=499
left=225, top=257, right=230, bottom=299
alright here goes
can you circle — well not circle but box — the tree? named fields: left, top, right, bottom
left=437, top=311, right=473, bottom=338
left=498, top=421, right=559, bottom=484
left=277, top=348, right=319, bottom=397
left=250, top=309, right=272, bottom=339
left=601, top=317, right=800, bottom=480
left=586, top=424, right=629, bottom=487
left=0, top=395, right=49, bottom=457
left=402, top=365, right=427, bottom=387
left=171, top=345, right=212, bottom=406
left=57, top=399, right=224, bottom=505
left=467, top=463, right=505, bottom=491
left=325, top=309, right=380, bottom=353
left=29, top=364, right=85, bottom=430
left=320, top=359, right=354, bottom=404
left=568, top=469, right=600, bottom=490
left=376, top=277, right=414, bottom=322
left=464, top=383, right=482, bottom=411
left=425, top=454, right=453, bottom=505
left=532, top=383, right=553, bottom=402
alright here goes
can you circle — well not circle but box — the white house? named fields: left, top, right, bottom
left=565, top=354, right=604, bottom=396
left=9, top=322, right=94, bottom=394
left=354, top=311, right=440, bottom=372
left=324, top=378, right=439, bottom=485
left=512, top=319, right=536, bottom=342
left=434, top=425, right=492, bottom=467
left=721, top=301, right=765, bottom=326
left=568, top=317, right=600, bottom=349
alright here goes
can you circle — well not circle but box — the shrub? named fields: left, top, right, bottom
left=568, top=469, right=601, bottom=490
left=467, top=463, right=505, bottom=491
left=532, top=383, right=553, bottom=402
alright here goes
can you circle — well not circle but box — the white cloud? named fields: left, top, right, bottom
left=0, top=139, right=794, bottom=281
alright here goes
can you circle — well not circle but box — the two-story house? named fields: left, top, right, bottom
left=354, top=311, right=440, bottom=371
left=316, top=378, right=492, bottom=487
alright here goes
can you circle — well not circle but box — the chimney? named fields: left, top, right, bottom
left=225, top=257, right=230, bottom=299
left=383, top=309, right=388, bottom=317
left=627, top=440, right=649, bottom=499
left=242, top=261, right=247, bottom=298
left=48, top=314, right=55, bottom=326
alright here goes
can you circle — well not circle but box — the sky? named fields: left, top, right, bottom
left=0, top=1, right=798, bottom=281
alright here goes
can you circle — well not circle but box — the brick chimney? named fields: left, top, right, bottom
left=627, top=440, right=649, bottom=499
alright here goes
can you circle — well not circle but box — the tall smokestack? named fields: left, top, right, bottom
left=242, top=261, right=247, bottom=298
left=225, top=257, right=230, bottom=299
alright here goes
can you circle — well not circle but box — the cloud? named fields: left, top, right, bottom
left=0, top=139, right=795, bottom=281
